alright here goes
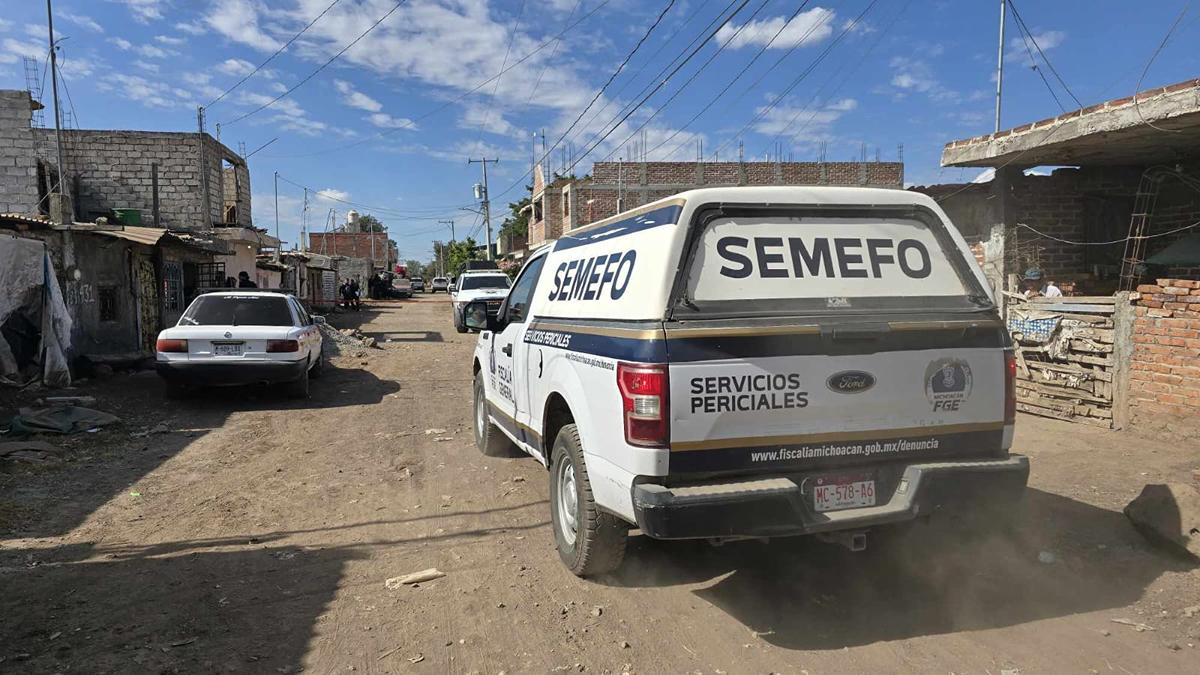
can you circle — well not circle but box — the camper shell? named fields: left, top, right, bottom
left=465, top=186, right=1027, bottom=575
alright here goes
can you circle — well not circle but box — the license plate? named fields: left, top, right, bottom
left=213, top=343, right=243, bottom=356
left=813, top=475, right=876, bottom=512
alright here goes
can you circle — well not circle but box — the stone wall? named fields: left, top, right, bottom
left=1129, top=278, right=1200, bottom=435
left=0, top=90, right=39, bottom=214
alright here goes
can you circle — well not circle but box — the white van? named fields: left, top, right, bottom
left=462, top=186, right=1026, bottom=576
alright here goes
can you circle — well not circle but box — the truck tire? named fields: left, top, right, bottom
left=454, top=311, right=468, bottom=334
left=474, top=372, right=516, bottom=457
left=550, top=424, right=628, bottom=577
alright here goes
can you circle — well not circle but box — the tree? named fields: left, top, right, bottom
left=355, top=213, right=385, bottom=233
left=499, top=195, right=530, bottom=239
left=446, top=237, right=480, bottom=277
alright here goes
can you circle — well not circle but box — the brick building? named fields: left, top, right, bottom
left=0, top=89, right=250, bottom=230
left=527, top=159, right=905, bottom=247
left=307, top=231, right=397, bottom=271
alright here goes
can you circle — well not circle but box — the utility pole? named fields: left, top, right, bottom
left=197, top=106, right=211, bottom=226
left=468, top=157, right=498, bottom=260
left=45, top=0, right=71, bottom=220
left=301, top=187, right=309, bottom=253
left=273, top=171, right=280, bottom=260
left=438, top=219, right=456, bottom=244
left=994, top=0, right=1006, bottom=133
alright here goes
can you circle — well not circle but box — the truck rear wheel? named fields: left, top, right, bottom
left=473, top=372, right=516, bottom=457
left=550, top=424, right=628, bottom=577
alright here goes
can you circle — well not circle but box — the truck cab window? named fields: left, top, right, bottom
left=504, top=255, right=547, bottom=324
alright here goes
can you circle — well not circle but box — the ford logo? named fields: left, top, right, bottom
left=827, top=370, right=876, bottom=394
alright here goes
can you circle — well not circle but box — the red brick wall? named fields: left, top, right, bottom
left=1129, top=278, right=1200, bottom=433
left=308, top=232, right=394, bottom=265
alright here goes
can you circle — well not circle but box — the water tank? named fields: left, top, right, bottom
left=346, top=209, right=360, bottom=232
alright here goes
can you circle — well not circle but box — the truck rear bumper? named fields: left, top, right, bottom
left=631, top=455, right=1029, bottom=540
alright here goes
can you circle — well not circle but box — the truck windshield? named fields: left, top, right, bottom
left=459, top=276, right=510, bottom=291
left=680, top=207, right=987, bottom=316
left=181, top=295, right=294, bottom=326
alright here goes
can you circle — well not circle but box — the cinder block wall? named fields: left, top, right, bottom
left=0, top=90, right=40, bottom=214
left=32, top=128, right=250, bottom=229
left=1129, top=278, right=1200, bottom=434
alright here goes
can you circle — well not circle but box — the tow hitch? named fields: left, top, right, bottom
left=817, top=529, right=868, bottom=552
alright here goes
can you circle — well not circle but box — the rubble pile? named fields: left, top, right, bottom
left=318, top=323, right=372, bottom=357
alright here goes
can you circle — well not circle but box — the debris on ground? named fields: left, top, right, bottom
left=384, top=568, right=445, bottom=589
left=1037, top=551, right=1057, bottom=564
left=1183, top=605, right=1200, bottom=618
left=38, top=395, right=96, bottom=407
left=318, top=323, right=368, bottom=358
left=1124, top=483, right=1200, bottom=559
left=6, top=406, right=120, bottom=435
left=1111, top=618, right=1156, bottom=632
left=424, top=428, right=447, bottom=435
left=131, top=422, right=170, bottom=438
left=0, top=440, right=63, bottom=464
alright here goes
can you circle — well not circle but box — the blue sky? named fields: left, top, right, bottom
left=1, top=0, right=1197, bottom=262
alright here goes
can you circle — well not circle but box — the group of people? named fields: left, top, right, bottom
left=338, top=278, right=362, bottom=311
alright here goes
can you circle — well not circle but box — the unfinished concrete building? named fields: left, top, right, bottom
left=0, top=89, right=250, bottom=230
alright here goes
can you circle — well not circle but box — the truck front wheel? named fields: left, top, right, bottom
left=550, top=424, right=628, bottom=577
left=473, top=372, right=516, bottom=457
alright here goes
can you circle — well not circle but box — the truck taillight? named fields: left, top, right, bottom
left=617, top=362, right=669, bottom=448
left=267, top=339, right=299, bottom=353
left=1004, top=350, right=1017, bottom=425
left=156, top=338, right=188, bottom=353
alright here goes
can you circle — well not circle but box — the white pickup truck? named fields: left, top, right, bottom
left=461, top=186, right=1027, bottom=576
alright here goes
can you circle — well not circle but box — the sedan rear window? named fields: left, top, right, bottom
left=181, top=295, right=295, bottom=326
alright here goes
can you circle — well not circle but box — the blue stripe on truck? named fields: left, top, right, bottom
left=553, top=205, right=683, bottom=252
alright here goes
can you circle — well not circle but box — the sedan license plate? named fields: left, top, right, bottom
left=813, top=475, right=876, bottom=512
left=213, top=343, right=243, bottom=356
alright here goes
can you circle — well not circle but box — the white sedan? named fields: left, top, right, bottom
left=155, top=291, right=324, bottom=398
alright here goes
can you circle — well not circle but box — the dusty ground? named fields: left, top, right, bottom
left=2, top=294, right=1198, bottom=674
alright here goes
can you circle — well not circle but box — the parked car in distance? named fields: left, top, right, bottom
left=391, top=275, right=413, bottom=298
left=451, top=271, right=511, bottom=333
left=431, top=277, right=449, bottom=293
left=155, top=291, right=324, bottom=398
left=411, top=276, right=425, bottom=293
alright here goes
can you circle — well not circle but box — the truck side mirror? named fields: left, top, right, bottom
left=463, top=300, right=498, bottom=331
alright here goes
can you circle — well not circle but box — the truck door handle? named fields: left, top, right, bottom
left=502, top=344, right=512, bottom=356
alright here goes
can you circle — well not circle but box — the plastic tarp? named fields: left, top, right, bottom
left=1146, top=234, right=1200, bottom=266
left=8, top=406, right=119, bottom=435
left=0, top=235, right=73, bottom=386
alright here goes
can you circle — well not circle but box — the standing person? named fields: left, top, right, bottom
left=237, top=271, right=258, bottom=288
left=1042, top=278, right=1063, bottom=298
left=348, top=278, right=361, bottom=311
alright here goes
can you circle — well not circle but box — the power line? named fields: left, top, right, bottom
left=1017, top=219, right=1200, bottom=246
left=205, top=0, right=343, bottom=109
left=650, top=0, right=818, bottom=159
left=522, top=0, right=583, bottom=110
left=533, top=0, right=678, bottom=173
left=473, top=0, right=528, bottom=153
left=1133, top=2, right=1191, bottom=134
left=1007, top=0, right=1082, bottom=108
left=714, top=0, right=880, bottom=158
left=560, top=0, right=751, bottom=175
left=261, top=0, right=612, bottom=159
left=768, top=0, right=912, bottom=151
left=595, top=0, right=773, bottom=164
left=275, top=174, right=472, bottom=223
left=220, top=0, right=410, bottom=127
left=1006, top=6, right=1067, bottom=113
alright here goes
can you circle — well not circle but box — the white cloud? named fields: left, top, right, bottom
left=315, top=188, right=350, bottom=202
left=113, top=38, right=133, bottom=51
left=334, top=79, right=383, bottom=113
left=217, top=58, right=256, bottom=77
left=110, top=0, right=166, bottom=23
left=971, top=168, right=995, bottom=184
left=0, top=19, right=12, bottom=33
left=175, top=21, right=207, bottom=36
left=133, top=60, right=160, bottom=73
left=752, top=97, right=857, bottom=143
left=205, top=0, right=281, bottom=52
left=369, top=112, right=417, bottom=130
left=1007, top=30, right=1066, bottom=66
left=888, top=56, right=957, bottom=101
left=136, top=44, right=172, bottom=59
left=97, top=73, right=192, bottom=109
left=155, top=35, right=186, bottom=46
left=1, top=37, right=45, bottom=63
left=716, top=8, right=837, bottom=49
left=59, top=12, right=104, bottom=33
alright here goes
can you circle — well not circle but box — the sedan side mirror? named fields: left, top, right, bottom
left=463, top=300, right=499, bottom=332
left=312, top=315, right=327, bottom=325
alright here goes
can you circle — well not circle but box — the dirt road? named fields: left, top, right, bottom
left=2, top=295, right=1198, bottom=673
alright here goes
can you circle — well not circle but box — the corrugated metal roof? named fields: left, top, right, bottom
left=0, top=213, right=53, bottom=227
left=92, top=225, right=168, bottom=246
